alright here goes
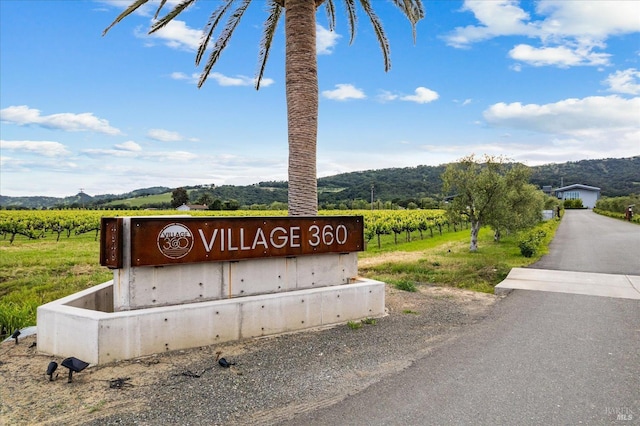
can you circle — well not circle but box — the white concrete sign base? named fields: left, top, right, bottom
left=37, top=277, right=385, bottom=365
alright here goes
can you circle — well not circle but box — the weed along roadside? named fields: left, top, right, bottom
left=359, top=219, right=560, bottom=294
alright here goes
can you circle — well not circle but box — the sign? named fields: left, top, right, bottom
left=100, top=217, right=123, bottom=269
left=100, top=216, right=364, bottom=268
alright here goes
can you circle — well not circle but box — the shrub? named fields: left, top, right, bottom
left=347, top=321, right=362, bottom=330
left=0, top=301, right=37, bottom=338
left=517, top=229, right=547, bottom=257
left=517, top=220, right=556, bottom=257
left=594, top=208, right=640, bottom=224
left=518, top=231, right=540, bottom=257
left=392, top=279, right=418, bottom=292
left=563, top=199, right=584, bottom=209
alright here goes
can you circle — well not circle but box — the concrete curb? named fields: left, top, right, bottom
left=495, top=268, right=640, bottom=300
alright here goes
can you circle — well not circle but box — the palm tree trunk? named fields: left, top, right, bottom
left=285, top=0, right=318, bottom=216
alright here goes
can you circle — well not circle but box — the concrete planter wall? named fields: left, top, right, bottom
left=37, top=276, right=385, bottom=364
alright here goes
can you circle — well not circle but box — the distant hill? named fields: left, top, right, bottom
left=315, top=156, right=639, bottom=204
left=1, top=157, right=638, bottom=209
left=0, top=186, right=171, bottom=210
left=529, top=157, right=640, bottom=196
left=317, top=164, right=447, bottom=205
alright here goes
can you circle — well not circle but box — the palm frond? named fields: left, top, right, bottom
left=199, top=0, right=252, bottom=88
left=150, top=0, right=197, bottom=33
left=342, top=0, right=358, bottom=45
left=324, top=0, right=336, bottom=32
left=256, top=0, right=283, bottom=90
left=358, top=0, right=390, bottom=71
left=196, top=0, right=235, bottom=66
left=103, top=0, right=151, bottom=36
left=152, top=0, right=169, bottom=20
left=389, top=0, right=425, bottom=42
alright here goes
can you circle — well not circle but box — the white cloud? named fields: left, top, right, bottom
left=376, top=90, right=399, bottom=103
left=0, top=155, right=78, bottom=174
left=171, top=71, right=274, bottom=87
left=135, top=19, right=202, bottom=51
left=82, top=146, right=197, bottom=162
left=82, top=148, right=139, bottom=158
left=535, top=0, right=640, bottom=40
left=444, top=0, right=640, bottom=68
left=115, top=141, right=142, bottom=151
left=453, top=98, right=473, bottom=106
left=147, top=128, right=183, bottom=142
left=0, top=140, right=71, bottom=157
left=322, top=84, right=366, bottom=101
left=146, top=151, right=198, bottom=161
left=444, top=0, right=537, bottom=48
left=483, top=95, right=639, bottom=135
left=170, top=71, right=195, bottom=82
left=210, top=72, right=274, bottom=87
left=509, top=44, right=610, bottom=67
left=604, top=68, right=640, bottom=95
left=317, top=24, right=340, bottom=55
left=400, top=87, right=439, bottom=104
left=98, top=0, right=184, bottom=17
left=0, top=105, right=121, bottom=135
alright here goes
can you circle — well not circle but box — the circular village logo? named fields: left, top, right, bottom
left=157, top=223, right=194, bottom=259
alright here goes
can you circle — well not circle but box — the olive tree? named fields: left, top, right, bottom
left=171, top=187, right=189, bottom=208
left=485, top=164, right=544, bottom=242
left=442, top=154, right=543, bottom=251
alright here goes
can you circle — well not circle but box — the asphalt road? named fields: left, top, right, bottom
left=283, top=210, right=640, bottom=425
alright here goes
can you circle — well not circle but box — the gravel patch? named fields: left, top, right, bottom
left=0, top=286, right=497, bottom=425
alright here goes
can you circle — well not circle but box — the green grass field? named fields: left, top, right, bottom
left=360, top=227, right=548, bottom=293
left=0, top=218, right=558, bottom=338
left=104, top=192, right=173, bottom=207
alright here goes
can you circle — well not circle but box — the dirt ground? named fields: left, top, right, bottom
left=0, top=259, right=497, bottom=426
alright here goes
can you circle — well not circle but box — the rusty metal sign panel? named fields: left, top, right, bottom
left=100, top=217, right=123, bottom=269
left=100, top=216, right=364, bottom=268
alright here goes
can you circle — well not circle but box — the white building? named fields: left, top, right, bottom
left=176, top=203, right=208, bottom=211
left=555, top=184, right=601, bottom=208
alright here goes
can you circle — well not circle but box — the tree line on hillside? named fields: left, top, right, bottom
left=1, top=157, right=637, bottom=210
left=529, top=157, right=639, bottom=196
left=108, top=156, right=640, bottom=211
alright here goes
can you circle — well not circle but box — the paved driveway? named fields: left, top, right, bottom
left=496, top=210, right=640, bottom=299
left=532, top=209, right=640, bottom=275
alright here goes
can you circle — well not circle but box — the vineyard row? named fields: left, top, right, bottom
left=0, top=209, right=465, bottom=247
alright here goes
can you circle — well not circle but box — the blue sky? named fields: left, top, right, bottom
left=1, top=0, right=639, bottom=197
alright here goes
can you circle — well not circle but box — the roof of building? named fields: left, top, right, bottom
left=177, top=203, right=208, bottom=210
left=555, top=184, right=601, bottom=192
